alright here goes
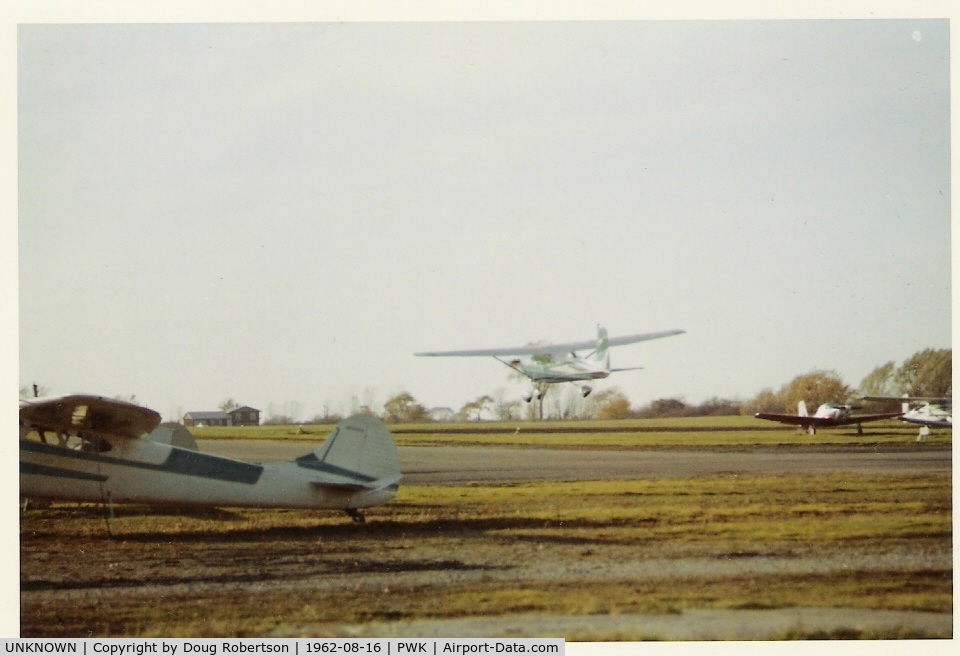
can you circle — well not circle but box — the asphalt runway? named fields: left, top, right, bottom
left=198, top=440, right=952, bottom=484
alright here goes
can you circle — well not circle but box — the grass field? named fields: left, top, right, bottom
left=21, top=470, right=951, bottom=638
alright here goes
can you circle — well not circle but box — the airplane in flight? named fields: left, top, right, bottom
left=754, top=400, right=903, bottom=435
left=862, top=396, right=952, bottom=434
left=19, top=394, right=401, bottom=525
left=416, top=324, right=685, bottom=401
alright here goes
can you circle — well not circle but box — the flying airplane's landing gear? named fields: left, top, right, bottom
left=581, top=385, right=593, bottom=398
left=345, top=509, right=365, bottom=524
left=522, top=389, right=544, bottom=403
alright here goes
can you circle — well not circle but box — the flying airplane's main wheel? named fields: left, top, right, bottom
left=581, top=385, right=593, bottom=398
left=345, top=509, right=365, bottom=524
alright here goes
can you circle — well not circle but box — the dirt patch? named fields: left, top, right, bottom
left=275, top=607, right=953, bottom=640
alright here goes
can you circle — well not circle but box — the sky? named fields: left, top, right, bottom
left=13, top=15, right=952, bottom=423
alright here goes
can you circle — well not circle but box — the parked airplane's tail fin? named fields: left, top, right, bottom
left=798, top=401, right=808, bottom=417
left=299, top=415, right=401, bottom=490
left=589, top=324, right=611, bottom=368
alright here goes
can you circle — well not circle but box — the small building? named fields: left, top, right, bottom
left=182, top=411, right=231, bottom=427
left=228, top=406, right=261, bottom=426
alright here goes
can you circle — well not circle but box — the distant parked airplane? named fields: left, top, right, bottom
left=20, top=394, right=401, bottom=524
left=862, top=396, right=952, bottom=434
left=755, top=401, right=903, bottom=435
left=416, top=324, right=685, bottom=400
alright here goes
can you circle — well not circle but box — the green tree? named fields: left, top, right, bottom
left=742, top=388, right=781, bottom=415
left=859, top=362, right=898, bottom=397
left=383, top=392, right=429, bottom=423
left=777, top=370, right=853, bottom=412
left=638, top=398, right=689, bottom=418
left=593, top=388, right=633, bottom=420
left=694, top=397, right=742, bottom=417
left=894, top=349, right=952, bottom=397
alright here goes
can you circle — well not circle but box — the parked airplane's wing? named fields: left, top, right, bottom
left=754, top=412, right=818, bottom=427
left=755, top=412, right=901, bottom=427
left=19, top=394, right=161, bottom=440
left=416, top=329, right=686, bottom=357
left=862, top=396, right=952, bottom=404
left=829, top=412, right=904, bottom=425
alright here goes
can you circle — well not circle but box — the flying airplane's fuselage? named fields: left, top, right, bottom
left=514, top=355, right=610, bottom=382
left=19, top=434, right=397, bottom=510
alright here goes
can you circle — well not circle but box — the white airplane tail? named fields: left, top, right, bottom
left=589, top=325, right=611, bottom=368
left=798, top=400, right=808, bottom=417
left=298, top=415, right=401, bottom=489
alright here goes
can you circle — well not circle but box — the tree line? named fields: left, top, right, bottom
left=266, top=347, right=951, bottom=424
left=21, top=348, right=950, bottom=424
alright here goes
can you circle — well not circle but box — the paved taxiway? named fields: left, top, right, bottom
left=199, top=441, right=951, bottom=484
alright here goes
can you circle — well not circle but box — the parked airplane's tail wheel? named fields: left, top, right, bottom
left=345, top=509, right=365, bottom=523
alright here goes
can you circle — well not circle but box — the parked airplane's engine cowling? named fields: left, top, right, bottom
left=581, top=385, right=593, bottom=398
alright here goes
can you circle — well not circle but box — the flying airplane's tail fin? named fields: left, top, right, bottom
left=589, top=324, right=611, bottom=368
left=297, top=415, right=401, bottom=490
left=798, top=401, right=808, bottom=417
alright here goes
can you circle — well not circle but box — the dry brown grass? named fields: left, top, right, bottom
left=20, top=472, right=951, bottom=638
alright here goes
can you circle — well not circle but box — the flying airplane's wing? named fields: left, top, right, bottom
left=416, top=329, right=685, bottom=357
left=19, top=394, right=162, bottom=440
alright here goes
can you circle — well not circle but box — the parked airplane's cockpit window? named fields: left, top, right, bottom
left=20, top=427, right=110, bottom=452
left=80, top=434, right=112, bottom=453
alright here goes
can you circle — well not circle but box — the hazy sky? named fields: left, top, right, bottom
left=16, top=19, right=951, bottom=421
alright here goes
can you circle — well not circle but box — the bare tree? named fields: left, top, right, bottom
left=20, top=384, right=48, bottom=399
left=460, top=394, right=494, bottom=421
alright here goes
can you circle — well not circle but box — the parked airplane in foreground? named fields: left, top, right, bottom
left=416, top=325, right=685, bottom=400
left=755, top=401, right=903, bottom=435
left=862, top=396, right=952, bottom=432
left=20, top=394, right=401, bottom=523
